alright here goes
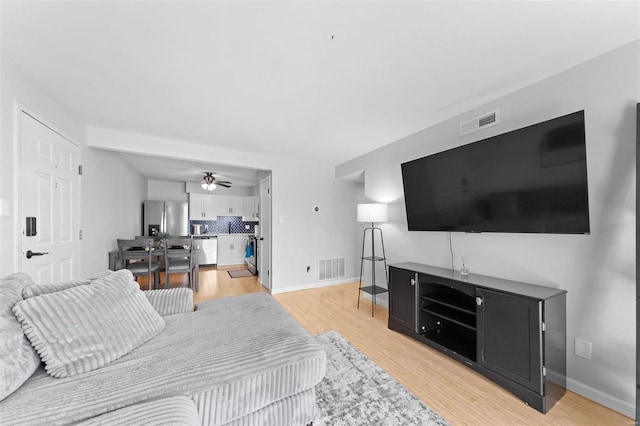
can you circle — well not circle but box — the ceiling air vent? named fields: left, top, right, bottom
left=460, top=109, right=500, bottom=136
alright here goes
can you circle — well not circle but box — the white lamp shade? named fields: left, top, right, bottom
left=357, top=203, right=388, bottom=223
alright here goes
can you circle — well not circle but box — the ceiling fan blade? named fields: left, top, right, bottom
left=216, top=180, right=232, bottom=185
left=217, top=182, right=232, bottom=188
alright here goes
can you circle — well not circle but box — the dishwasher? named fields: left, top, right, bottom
left=196, top=236, right=218, bottom=266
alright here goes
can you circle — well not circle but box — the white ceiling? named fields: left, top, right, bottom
left=2, top=1, right=639, bottom=183
left=119, top=153, right=263, bottom=186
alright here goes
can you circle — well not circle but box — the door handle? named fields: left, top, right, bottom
left=26, top=250, right=49, bottom=259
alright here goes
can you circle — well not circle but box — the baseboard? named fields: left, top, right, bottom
left=271, top=277, right=360, bottom=294
left=566, top=377, right=635, bottom=418
left=359, top=292, right=389, bottom=308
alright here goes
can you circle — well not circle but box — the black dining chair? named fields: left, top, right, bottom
left=164, top=237, right=197, bottom=290
left=117, top=238, right=161, bottom=290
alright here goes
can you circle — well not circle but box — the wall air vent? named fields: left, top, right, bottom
left=319, top=257, right=345, bottom=281
left=460, top=109, right=500, bottom=136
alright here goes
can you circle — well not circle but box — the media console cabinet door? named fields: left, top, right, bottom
left=389, top=267, right=418, bottom=331
left=477, top=288, right=543, bottom=394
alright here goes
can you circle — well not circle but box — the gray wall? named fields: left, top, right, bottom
left=337, top=41, right=639, bottom=416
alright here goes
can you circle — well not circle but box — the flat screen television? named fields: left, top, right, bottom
left=401, top=110, right=590, bottom=234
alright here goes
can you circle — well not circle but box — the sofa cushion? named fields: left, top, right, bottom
left=21, top=270, right=113, bottom=299
left=13, top=269, right=165, bottom=378
left=0, top=273, right=41, bottom=402
left=75, top=396, right=200, bottom=426
left=144, top=287, right=194, bottom=316
left=0, top=293, right=326, bottom=425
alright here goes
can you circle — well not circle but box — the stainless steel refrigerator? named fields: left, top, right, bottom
left=143, top=201, right=189, bottom=237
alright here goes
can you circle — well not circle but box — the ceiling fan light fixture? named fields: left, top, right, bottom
left=201, top=173, right=217, bottom=191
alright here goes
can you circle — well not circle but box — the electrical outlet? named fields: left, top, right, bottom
left=574, top=338, right=592, bottom=359
left=245, top=224, right=250, bottom=230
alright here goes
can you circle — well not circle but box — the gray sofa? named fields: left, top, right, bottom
left=0, top=270, right=326, bottom=425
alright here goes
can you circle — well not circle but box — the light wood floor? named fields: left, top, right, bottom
left=140, top=268, right=633, bottom=426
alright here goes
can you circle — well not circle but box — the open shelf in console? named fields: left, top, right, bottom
left=420, top=327, right=476, bottom=361
left=422, top=290, right=475, bottom=315
left=418, top=281, right=477, bottom=361
left=421, top=303, right=476, bottom=330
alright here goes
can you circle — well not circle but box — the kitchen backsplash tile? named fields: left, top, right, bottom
left=191, top=216, right=255, bottom=235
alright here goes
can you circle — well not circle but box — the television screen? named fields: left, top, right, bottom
left=401, top=110, right=590, bottom=234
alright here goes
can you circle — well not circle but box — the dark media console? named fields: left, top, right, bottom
left=388, top=262, right=567, bottom=413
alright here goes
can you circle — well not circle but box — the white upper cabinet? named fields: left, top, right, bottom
left=190, top=194, right=251, bottom=219
left=202, top=195, right=217, bottom=219
left=189, top=193, right=218, bottom=220
left=212, top=195, right=243, bottom=216
left=229, top=196, right=243, bottom=216
left=211, top=195, right=230, bottom=217
left=189, top=194, right=204, bottom=220
left=242, top=196, right=259, bottom=221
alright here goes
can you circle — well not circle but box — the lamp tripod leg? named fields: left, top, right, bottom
left=357, top=227, right=367, bottom=309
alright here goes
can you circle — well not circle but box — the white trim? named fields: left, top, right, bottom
left=272, top=278, right=390, bottom=309
left=271, top=277, right=360, bottom=294
left=566, top=377, right=634, bottom=418
left=12, top=101, right=21, bottom=273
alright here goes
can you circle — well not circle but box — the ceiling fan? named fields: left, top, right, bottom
left=200, top=172, right=232, bottom=191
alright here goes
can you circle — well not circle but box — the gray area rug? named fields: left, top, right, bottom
left=314, top=330, right=450, bottom=426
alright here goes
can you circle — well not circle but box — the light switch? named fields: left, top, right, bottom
left=0, top=199, right=9, bottom=217
left=574, top=338, right=592, bottom=360
left=279, top=216, right=284, bottom=224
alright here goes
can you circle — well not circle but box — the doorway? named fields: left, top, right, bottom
left=259, top=175, right=271, bottom=290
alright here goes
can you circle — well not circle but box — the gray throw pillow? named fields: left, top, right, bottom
left=13, top=269, right=165, bottom=378
left=0, top=273, right=41, bottom=401
left=22, top=270, right=113, bottom=299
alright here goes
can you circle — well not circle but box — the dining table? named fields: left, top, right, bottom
left=108, top=243, right=199, bottom=291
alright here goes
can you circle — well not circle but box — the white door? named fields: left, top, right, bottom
left=259, top=175, right=271, bottom=290
left=20, top=111, right=80, bottom=284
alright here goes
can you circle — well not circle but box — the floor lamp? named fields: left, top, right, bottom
left=357, top=203, right=388, bottom=317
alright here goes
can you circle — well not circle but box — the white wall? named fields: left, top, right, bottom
left=148, top=180, right=188, bottom=202
left=184, top=181, right=254, bottom=197
left=86, top=128, right=362, bottom=290
left=80, top=148, right=146, bottom=275
left=0, top=55, right=147, bottom=278
left=0, top=55, right=85, bottom=275
left=336, top=41, right=639, bottom=416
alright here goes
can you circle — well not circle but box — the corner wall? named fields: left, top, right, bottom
left=79, top=148, right=146, bottom=275
left=336, top=41, right=639, bottom=416
left=0, top=55, right=147, bottom=278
